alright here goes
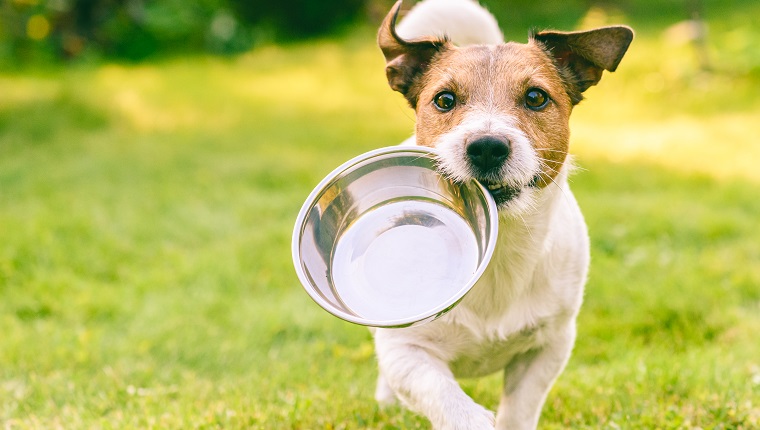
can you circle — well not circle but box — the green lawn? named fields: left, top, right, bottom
left=2, top=1, right=760, bottom=428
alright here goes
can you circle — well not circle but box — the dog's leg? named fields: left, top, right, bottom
left=375, top=331, right=495, bottom=430
left=494, top=323, right=576, bottom=430
left=374, top=370, right=397, bottom=406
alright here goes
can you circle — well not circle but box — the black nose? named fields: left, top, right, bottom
left=466, top=136, right=510, bottom=173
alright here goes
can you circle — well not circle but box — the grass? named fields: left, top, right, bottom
left=2, top=0, right=760, bottom=428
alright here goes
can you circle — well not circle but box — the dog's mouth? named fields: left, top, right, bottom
left=480, top=180, right=522, bottom=206
left=479, top=175, right=541, bottom=207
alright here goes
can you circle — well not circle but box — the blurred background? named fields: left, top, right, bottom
left=1, top=0, right=759, bottom=428
left=1, top=0, right=371, bottom=61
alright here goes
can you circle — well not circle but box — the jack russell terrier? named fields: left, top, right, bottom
left=371, top=0, right=633, bottom=428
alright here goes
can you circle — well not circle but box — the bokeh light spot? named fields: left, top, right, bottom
left=27, top=15, right=50, bottom=40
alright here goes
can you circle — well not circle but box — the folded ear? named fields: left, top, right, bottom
left=533, top=26, right=634, bottom=104
left=378, top=0, right=450, bottom=108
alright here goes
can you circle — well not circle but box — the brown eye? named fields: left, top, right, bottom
left=525, top=88, right=549, bottom=111
left=433, top=91, right=456, bottom=112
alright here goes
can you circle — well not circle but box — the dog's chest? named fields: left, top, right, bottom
left=439, top=255, right=564, bottom=378
left=447, top=318, right=547, bottom=378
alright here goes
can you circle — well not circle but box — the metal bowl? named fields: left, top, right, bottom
left=292, top=146, right=498, bottom=328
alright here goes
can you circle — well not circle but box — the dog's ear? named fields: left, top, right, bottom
left=378, top=0, right=450, bottom=108
left=533, top=26, right=633, bottom=104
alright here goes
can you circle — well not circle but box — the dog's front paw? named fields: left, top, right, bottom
left=375, top=384, right=398, bottom=407
left=437, top=403, right=495, bottom=430
left=374, top=373, right=398, bottom=407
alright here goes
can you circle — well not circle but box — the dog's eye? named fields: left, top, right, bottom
left=433, top=91, right=456, bottom=112
left=525, top=88, right=550, bottom=111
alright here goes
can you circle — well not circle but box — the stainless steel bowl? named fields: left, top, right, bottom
left=292, top=146, right=498, bottom=328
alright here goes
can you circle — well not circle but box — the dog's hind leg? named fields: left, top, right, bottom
left=374, top=331, right=495, bottom=430
left=495, top=322, right=576, bottom=430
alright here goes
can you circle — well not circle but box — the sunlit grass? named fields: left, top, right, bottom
left=571, top=24, right=760, bottom=182
left=1, top=5, right=759, bottom=428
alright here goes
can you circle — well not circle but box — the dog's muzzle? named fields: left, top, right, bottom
left=465, top=135, right=525, bottom=206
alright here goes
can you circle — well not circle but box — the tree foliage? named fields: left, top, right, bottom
left=0, top=0, right=371, bottom=62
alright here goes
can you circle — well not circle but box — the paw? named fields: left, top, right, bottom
left=438, top=404, right=495, bottom=430
left=374, top=376, right=398, bottom=407
left=375, top=389, right=398, bottom=407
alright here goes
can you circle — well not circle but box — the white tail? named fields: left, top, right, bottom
left=395, top=0, right=504, bottom=46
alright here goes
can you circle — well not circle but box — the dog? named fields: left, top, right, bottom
left=371, top=1, right=633, bottom=429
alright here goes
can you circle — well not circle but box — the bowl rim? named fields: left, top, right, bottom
left=291, top=145, right=499, bottom=327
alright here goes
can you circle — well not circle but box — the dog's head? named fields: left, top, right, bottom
left=378, top=1, right=633, bottom=214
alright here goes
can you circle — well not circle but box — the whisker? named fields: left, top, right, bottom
left=534, top=159, right=575, bottom=207
left=541, top=170, right=574, bottom=207
left=535, top=158, right=562, bottom=176
left=537, top=155, right=588, bottom=176
left=517, top=212, right=536, bottom=243
left=536, top=159, right=560, bottom=171
left=571, top=163, right=589, bottom=173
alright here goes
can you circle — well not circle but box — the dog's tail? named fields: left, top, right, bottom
left=395, top=0, right=504, bottom=46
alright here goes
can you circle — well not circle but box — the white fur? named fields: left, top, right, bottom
left=433, top=110, right=540, bottom=215
left=372, top=1, right=591, bottom=429
left=374, top=164, right=589, bottom=430
left=396, top=0, right=504, bottom=45
left=435, top=111, right=538, bottom=186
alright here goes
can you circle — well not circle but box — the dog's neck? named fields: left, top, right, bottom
left=450, top=162, right=575, bottom=325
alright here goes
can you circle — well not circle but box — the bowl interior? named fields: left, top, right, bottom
left=293, top=147, right=497, bottom=327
